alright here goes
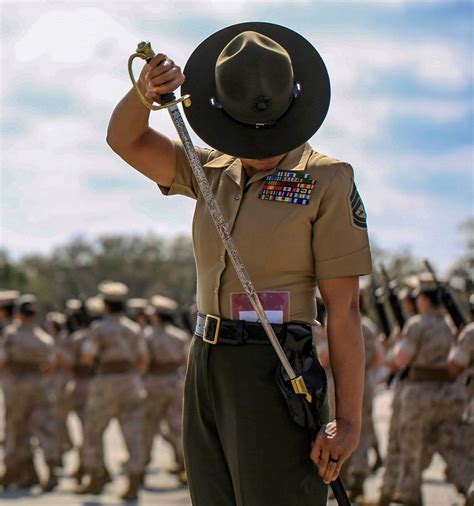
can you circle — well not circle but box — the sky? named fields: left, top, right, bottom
left=1, top=0, right=473, bottom=274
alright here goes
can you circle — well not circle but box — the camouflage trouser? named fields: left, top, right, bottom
left=65, top=376, right=91, bottom=460
left=47, top=373, right=73, bottom=453
left=82, top=372, right=146, bottom=474
left=144, top=372, right=185, bottom=467
left=342, top=376, right=374, bottom=487
left=380, top=382, right=404, bottom=497
left=2, top=373, right=60, bottom=468
left=396, top=381, right=471, bottom=503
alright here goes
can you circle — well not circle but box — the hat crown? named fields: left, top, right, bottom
left=98, top=281, right=128, bottom=301
left=215, top=31, right=295, bottom=126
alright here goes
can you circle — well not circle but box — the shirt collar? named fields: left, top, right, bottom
left=201, top=142, right=313, bottom=188
left=245, top=142, right=313, bottom=186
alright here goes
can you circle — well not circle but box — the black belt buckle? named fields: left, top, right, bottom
left=203, top=314, right=221, bottom=345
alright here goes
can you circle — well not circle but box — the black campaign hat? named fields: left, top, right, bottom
left=182, top=22, right=331, bottom=159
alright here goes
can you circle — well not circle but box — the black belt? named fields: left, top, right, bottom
left=195, top=312, right=304, bottom=345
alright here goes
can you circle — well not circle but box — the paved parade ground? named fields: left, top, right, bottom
left=0, top=388, right=466, bottom=506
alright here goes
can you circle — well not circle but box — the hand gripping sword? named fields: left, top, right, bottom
left=128, top=42, right=350, bottom=506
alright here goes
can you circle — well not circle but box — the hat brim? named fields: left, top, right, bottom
left=182, top=22, right=331, bottom=159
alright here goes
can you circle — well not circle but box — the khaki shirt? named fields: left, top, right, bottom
left=160, top=141, right=372, bottom=323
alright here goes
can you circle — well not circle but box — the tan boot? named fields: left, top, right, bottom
left=178, top=470, right=188, bottom=486
left=75, top=469, right=108, bottom=495
left=121, top=472, right=141, bottom=501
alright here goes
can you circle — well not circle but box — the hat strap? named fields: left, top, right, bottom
left=209, top=82, right=301, bottom=130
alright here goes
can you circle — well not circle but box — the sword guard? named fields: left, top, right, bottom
left=128, top=41, right=191, bottom=111
left=291, top=375, right=313, bottom=403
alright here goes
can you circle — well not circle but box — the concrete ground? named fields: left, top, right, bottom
left=0, top=388, right=467, bottom=506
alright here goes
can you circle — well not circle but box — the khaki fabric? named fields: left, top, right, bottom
left=160, top=141, right=372, bottom=323
left=450, top=322, right=474, bottom=368
left=144, top=323, right=189, bottom=366
left=397, top=310, right=453, bottom=366
left=1, top=322, right=55, bottom=364
left=83, top=315, right=148, bottom=364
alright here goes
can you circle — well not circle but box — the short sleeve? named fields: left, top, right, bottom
left=158, top=140, right=214, bottom=199
left=0, top=327, right=11, bottom=362
left=82, top=324, right=100, bottom=357
left=313, top=163, right=372, bottom=280
left=450, top=326, right=474, bottom=367
left=397, top=316, right=422, bottom=359
left=136, top=332, right=149, bottom=361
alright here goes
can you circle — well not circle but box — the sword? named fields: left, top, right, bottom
left=128, top=42, right=351, bottom=506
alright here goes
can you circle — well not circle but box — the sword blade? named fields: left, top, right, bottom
left=167, top=104, right=296, bottom=380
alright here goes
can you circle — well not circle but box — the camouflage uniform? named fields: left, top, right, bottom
left=449, top=322, right=474, bottom=422
left=81, top=314, right=148, bottom=476
left=45, top=317, right=73, bottom=456
left=342, top=315, right=379, bottom=494
left=62, top=328, right=93, bottom=426
left=0, top=322, right=60, bottom=474
left=395, top=309, right=471, bottom=504
left=143, top=321, right=188, bottom=469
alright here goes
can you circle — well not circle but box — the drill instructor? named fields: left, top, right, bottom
left=107, top=22, right=372, bottom=506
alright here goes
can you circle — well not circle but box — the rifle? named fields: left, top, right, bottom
left=370, top=275, right=392, bottom=340
left=380, top=264, right=406, bottom=329
left=424, top=260, right=469, bottom=330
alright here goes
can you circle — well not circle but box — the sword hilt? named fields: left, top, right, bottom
left=129, top=41, right=190, bottom=111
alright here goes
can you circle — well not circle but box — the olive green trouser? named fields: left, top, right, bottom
left=183, top=335, right=328, bottom=506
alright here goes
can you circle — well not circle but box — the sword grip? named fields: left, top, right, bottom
left=145, top=56, right=175, bottom=104
left=331, top=477, right=351, bottom=506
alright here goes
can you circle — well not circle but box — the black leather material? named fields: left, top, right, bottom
left=194, top=312, right=286, bottom=345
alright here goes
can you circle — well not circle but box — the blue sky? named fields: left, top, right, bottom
left=1, top=0, right=472, bottom=273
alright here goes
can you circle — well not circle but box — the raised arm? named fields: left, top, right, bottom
left=106, top=53, right=185, bottom=188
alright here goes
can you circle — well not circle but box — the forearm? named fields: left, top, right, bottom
left=106, top=81, right=152, bottom=149
left=327, top=306, right=364, bottom=427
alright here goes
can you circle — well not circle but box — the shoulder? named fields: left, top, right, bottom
left=459, top=322, right=474, bottom=346
left=2, top=323, right=18, bottom=337
left=165, top=324, right=189, bottom=342
left=89, top=319, right=102, bottom=332
left=305, top=149, right=354, bottom=186
left=34, top=327, right=55, bottom=346
left=403, top=314, right=423, bottom=333
left=361, top=316, right=378, bottom=337
left=120, top=316, right=141, bottom=335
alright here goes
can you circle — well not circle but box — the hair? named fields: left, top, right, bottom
left=1, top=303, right=15, bottom=319
left=105, top=300, right=124, bottom=313
left=405, top=295, right=418, bottom=315
left=419, top=289, right=440, bottom=307
left=156, top=311, right=175, bottom=325
left=19, top=305, right=36, bottom=317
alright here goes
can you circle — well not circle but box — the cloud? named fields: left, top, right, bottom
left=1, top=1, right=472, bottom=274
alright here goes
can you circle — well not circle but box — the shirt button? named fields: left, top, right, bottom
left=234, top=195, right=241, bottom=200
left=213, top=287, right=218, bottom=294
left=219, top=255, right=225, bottom=262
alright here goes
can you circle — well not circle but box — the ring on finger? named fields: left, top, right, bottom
left=329, top=456, right=339, bottom=464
